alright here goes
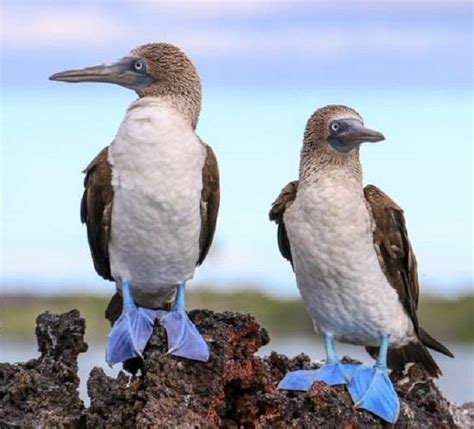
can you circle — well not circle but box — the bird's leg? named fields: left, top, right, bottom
left=278, top=333, right=359, bottom=391
left=317, top=333, right=359, bottom=384
left=347, top=335, right=400, bottom=424
left=106, top=280, right=158, bottom=367
left=156, top=282, right=209, bottom=362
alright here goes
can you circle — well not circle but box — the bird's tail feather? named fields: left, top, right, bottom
left=105, top=292, right=123, bottom=326
left=366, top=341, right=442, bottom=378
left=366, top=327, right=453, bottom=378
left=419, top=327, right=454, bottom=358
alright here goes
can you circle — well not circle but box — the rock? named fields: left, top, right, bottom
left=1, top=309, right=471, bottom=428
left=0, top=310, right=88, bottom=428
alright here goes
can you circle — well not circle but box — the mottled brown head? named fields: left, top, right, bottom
left=50, top=43, right=202, bottom=127
left=129, top=43, right=201, bottom=100
left=300, top=105, right=384, bottom=177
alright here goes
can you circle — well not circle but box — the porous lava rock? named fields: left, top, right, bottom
left=1, top=309, right=472, bottom=428
left=0, top=310, right=87, bottom=428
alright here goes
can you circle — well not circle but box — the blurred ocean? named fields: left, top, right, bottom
left=2, top=337, right=473, bottom=405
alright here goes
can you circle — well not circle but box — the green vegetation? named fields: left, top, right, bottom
left=417, top=294, right=474, bottom=343
left=1, top=290, right=472, bottom=344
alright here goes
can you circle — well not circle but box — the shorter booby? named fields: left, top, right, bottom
left=50, top=43, right=220, bottom=367
left=269, top=105, right=453, bottom=423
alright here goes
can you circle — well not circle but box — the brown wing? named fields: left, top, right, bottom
left=364, top=185, right=453, bottom=376
left=364, top=185, right=420, bottom=332
left=80, top=146, right=113, bottom=281
left=197, top=142, right=220, bottom=265
left=269, top=181, right=298, bottom=266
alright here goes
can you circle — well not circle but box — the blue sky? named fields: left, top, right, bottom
left=1, top=1, right=472, bottom=297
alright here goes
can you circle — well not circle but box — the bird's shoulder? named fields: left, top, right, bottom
left=200, top=141, right=220, bottom=195
left=364, top=184, right=403, bottom=214
left=269, top=180, right=299, bottom=224
left=269, top=180, right=299, bottom=266
left=82, top=146, right=112, bottom=190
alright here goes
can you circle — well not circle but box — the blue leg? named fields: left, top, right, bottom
left=106, top=280, right=160, bottom=366
left=156, top=282, right=209, bottom=362
left=278, top=333, right=359, bottom=391
left=348, top=335, right=400, bottom=424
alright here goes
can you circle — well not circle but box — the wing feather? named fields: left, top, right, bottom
left=364, top=185, right=452, bottom=376
left=269, top=181, right=298, bottom=266
left=81, top=146, right=113, bottom=281
left=364, top=185, right=420, bottom=332
left=197, top=142, right=220, bottom=265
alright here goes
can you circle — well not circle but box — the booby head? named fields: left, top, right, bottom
left=49, top=43, right=202, bottom=126
left=304, top=105, right=385, bottom=156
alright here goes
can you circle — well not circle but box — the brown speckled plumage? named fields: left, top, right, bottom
left=270, top=105, right=453, bottom=377
left=300, top=105, right=363, bottom=181
left=130, top=43, right=202, bottom=129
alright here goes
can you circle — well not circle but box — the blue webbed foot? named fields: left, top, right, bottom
left=153, top=282, right=209, bottom=362
left=106, top=303, right=159, bottom=366
left=278, top=333, right=359, bottom=391
left=156, top=309, right=209, bottom=362
left=348, top=335, right=399, bottom=424
left=314, top=362, right=358, bottom=385
left=348, top=365, right=400, bottom=424
left=278, top=362, right=358, bottom=391
left=278, top=370, right=319, bottom=391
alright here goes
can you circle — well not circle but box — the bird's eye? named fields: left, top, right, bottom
left=331, top=122, right=339, bottom=132
left=134, top=60, right=144, bottom=71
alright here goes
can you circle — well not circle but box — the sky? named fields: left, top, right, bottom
left=1, top=0, right=473, bottom=298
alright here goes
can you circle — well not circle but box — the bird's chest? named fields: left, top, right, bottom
left=285, top=175, right=376, bottom=279
left=108, top=100, right=206, bottom=288
left=284, top=175, right=409, bottom=345
left=110, top=101, right=205, bottom=201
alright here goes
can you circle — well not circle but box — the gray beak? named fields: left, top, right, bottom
left=338, top=122, right=385, bottom=145
left=49, top=57, right=152, bottom=91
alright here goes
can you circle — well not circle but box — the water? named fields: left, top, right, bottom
left=2, top=338, right=473, bottom=406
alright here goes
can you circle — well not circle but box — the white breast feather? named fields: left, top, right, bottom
left=108, top=97, right=206, bottom=305
left=284, top=171, right=416, bottom=347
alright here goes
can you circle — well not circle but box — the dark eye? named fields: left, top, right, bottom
left=134, top=60, right=144, bottom=71
left=331, top=122, right=339, bottom=132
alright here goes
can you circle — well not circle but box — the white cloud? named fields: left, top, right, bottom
left=1, top=7, right=125, bottom=49
left=0, top=2, right=467, bottom=57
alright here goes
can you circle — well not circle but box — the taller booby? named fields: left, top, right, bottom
left=269, top=105, right=453, bottom=423
left=50, top=43, right=220, bottom=366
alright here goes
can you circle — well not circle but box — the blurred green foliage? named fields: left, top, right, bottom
left=1, top=290, right=472, bottom=344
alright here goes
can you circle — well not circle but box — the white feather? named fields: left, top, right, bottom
left=108, top=97, right=206, bottom=307
left=284, top=169, right=416, bottom=347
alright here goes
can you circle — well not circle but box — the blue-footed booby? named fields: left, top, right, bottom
left=50, top=43, right=220, bottom=368
left=269, top=105, right=453, bottom=423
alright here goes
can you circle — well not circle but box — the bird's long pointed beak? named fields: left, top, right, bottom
left=339, top=122, right=385, bottom=145
left=49, top=57, right=152, bottom=90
